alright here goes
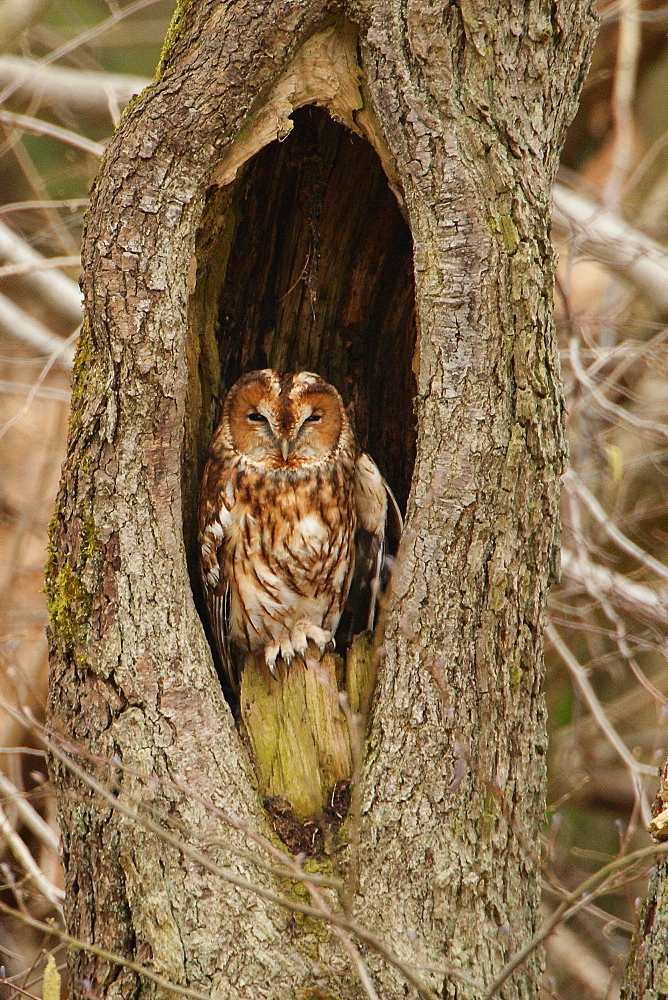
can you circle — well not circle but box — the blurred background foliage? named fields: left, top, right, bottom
left=1, top=2, right=668, bottom=999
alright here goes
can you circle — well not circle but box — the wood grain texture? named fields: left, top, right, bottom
left=46, top=3, right=598, bottom=999
left=240, top=649, right=352, bottom=820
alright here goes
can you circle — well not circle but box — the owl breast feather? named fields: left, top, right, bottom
left=224, top=468, right=356, bottom=648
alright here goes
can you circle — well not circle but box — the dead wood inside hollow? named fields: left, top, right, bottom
left=190, top=105, right=417, bottom=822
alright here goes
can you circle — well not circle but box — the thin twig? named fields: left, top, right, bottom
left=131, top=798, right=342, bottom=891
left=0, top=109, right=105, bottom=157
left=0, top=380, right=71, bottom=401
left=0, top=801, right=63, bottom=911
left=0, top=771, right=60, bottom=854
left=287, top=853, right=380, bottom=1000
left=0, top=197, right=88, bottom=215
left=546, top=623, right=655, bottom=827
left=0, top=293, right=76, bottom=370
left=338, top=692, right=363, bottom=915
left=0, top=902, right=213, bottom=1000
left=0, top=256, right=80, bottom=279
left=564, top=469, right=668, bottom=582
left=0, top=327, right=76, bottom=442
left=543, top=909, right=620, bottom=1000
left=5, top=130, right=79, bottom=254
left=546, top=621, right=657, bottom=780
left=0, top=974, right=41, bottom=1000
left=569, top=335, right=668, bottom=441
left=483, top=840, right=668, bottom=999
left=597, top=592, right=668, bottom=708
left=542, top=877, right=636, bottom=935
left=552, top=183, right=668, bottom=316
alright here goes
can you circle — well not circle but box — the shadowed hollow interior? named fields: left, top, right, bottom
left=212, top=105, right=417, bottom=512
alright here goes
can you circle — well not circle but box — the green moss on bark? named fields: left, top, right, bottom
left=155, top=0, right=195, bottom=79
left=45, top=561, right=92, bottom=651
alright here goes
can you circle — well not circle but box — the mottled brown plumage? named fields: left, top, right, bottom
left=198, top=369, right=389, bottom=687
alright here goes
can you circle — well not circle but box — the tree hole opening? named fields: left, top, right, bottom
left=188, top=105, right=417, bottom=690
left=210, top=105, right=416, bottom=509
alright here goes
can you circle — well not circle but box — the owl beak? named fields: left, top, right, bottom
left=280, top=438, right=290, bottom=461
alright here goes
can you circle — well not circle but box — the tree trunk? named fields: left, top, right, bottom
left=621, top=760, right=668, bottom=1000
left=45, top=2, right=598, bottom=999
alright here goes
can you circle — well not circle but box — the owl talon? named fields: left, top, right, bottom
left=302, top=624, right=334, bottom=657
left=290, top=627, right=309, bottom=657
left=279, top=636, right=295, bottom=664
left=264, top=643, right=280, bottom=676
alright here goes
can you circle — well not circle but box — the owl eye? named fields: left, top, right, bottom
left=248, top=412, right=267, bottom=423
left=304, top=413, right=322, bottom=423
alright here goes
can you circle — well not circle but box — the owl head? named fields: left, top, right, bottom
left=219, top=369, right=355, bottom=469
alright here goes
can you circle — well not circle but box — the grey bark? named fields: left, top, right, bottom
left=46, top=3, right=598, bottom=1000
left=621, top=859, right=668, bottom=1000
left=621, top=758, right=668, bottom=1000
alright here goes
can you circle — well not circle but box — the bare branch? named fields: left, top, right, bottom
left=564, top=469, right=668, bottom=583
left=569, top=335, right=668, bottom=441
left=37, top=721, right=441, bottom=1000
left=599, top=591, right=668, bottom=708
left=0, top=197, right=88, bottom=216
left=0, top=292, right=75, bottom=368
left=553, top=183, right=668, bottom=316
left=0, top=0, right=51, bottom=55
left=338, top=692, right=363, bottom=915
left=546, top=623, right=655, bottom=827
left=603, top=0, right=640, bottom=209
left=560, top=547, right=668, bottom=628
left=0, top=380, right=70, bottom=400
left=0, top=56, right=149, bottom=124
left=543, top=907, right=620, bottom=1000
left=0, top=801, right=63, bottom=911
left=0, top=256, right=80, bottom=279
left=0, top=901, right=214, bottom=1000
left=0, top=0, right=161, bottom=106
left=0, top=109, right=105, bottom=157
left=0, top=772, right=59, bottom=854
left=0, top=220, right=81, bottom=327
left=281, top=842, right=380, bottom=1000
left=484, top=841, right=668, bottom=1000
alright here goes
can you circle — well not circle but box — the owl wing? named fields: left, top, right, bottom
left=198, top=462, right=236, bottom=691
left=336, top=453, right=402, bottom=647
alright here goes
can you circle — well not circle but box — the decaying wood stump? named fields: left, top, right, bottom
left=240, top=650, right=351, bottom=820
left=239, top=632, right=376, bottom=821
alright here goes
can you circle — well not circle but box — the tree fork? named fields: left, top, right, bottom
left=46, top=4, right=598, bottom=1000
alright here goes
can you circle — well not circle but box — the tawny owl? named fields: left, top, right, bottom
left=198, top=369, right=392, bottom=689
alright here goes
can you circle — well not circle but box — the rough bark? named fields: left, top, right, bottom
left=46, top=3, right=598, bottom=1000
left=622, top=860, right=668, bottom=1000
left=621, top=761, right=668, bottom=1000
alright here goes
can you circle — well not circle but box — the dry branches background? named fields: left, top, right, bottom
left=1, top=2, right=668, bottom=999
